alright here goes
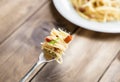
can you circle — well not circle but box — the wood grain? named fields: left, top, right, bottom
left=99, top=51, right=120, bottom=82
left=0, top=1, right=77, bottom=82
left=1, top=0, right=119, bottom=82
left=0, top=0, right=47, bottom=44
left=31, top=29, right=120, bottom=82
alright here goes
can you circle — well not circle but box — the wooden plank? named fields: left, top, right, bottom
left=99, top=51, right=120, bottom=82
left=0, top=1, right=77, bottom=82
left=0, top=0, right=48, bottom=44
left=31, top=29, right=120, bottom=82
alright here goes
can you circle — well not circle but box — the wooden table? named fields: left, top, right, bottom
left=0, top=0, right=120, bottom=82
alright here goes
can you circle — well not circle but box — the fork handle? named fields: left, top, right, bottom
left=20, top=61, right=44, bottom=82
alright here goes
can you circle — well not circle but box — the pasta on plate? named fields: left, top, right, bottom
left=71, top=0, right=120, bottom=22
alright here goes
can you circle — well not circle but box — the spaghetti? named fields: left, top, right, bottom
left=71, top=0, right=120, bottom=22
left=41, top=28, right=72, bottom=63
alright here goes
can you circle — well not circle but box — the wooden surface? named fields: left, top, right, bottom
left=0, top=0, right=120, bottom=82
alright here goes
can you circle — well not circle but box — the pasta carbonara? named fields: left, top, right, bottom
left=41, top=28, right=72, bottom=63
left=71, top=0, right=120, bottom=22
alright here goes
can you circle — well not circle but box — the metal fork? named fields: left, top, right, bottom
left=20, top=53, right=54, bottom=82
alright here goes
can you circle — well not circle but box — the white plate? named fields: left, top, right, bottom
left=53, top=0, right=120, bottom=33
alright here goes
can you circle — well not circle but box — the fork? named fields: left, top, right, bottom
left=20, top=53, right=54, bottom=82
